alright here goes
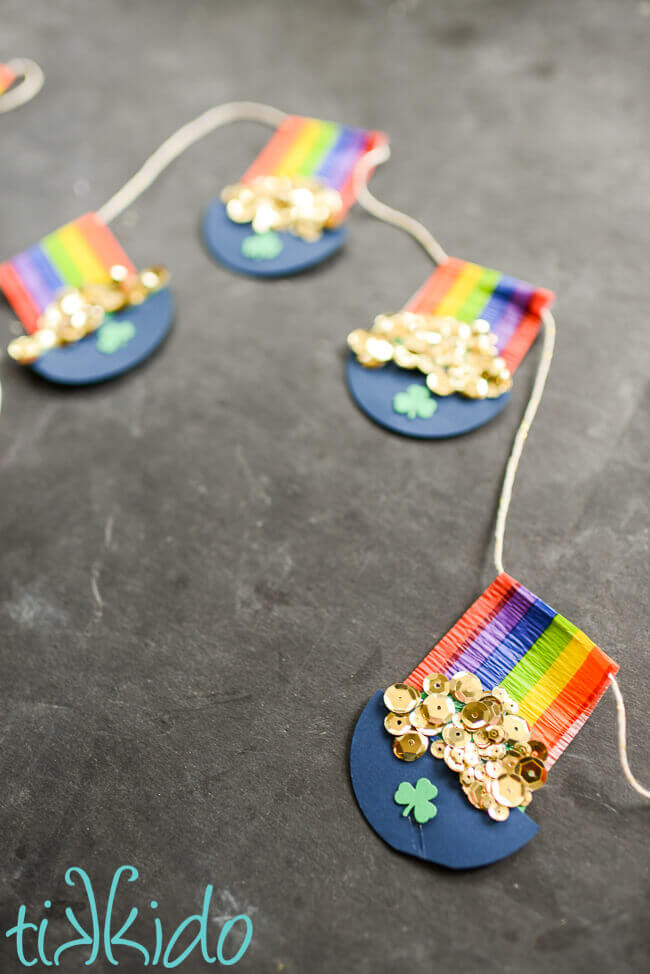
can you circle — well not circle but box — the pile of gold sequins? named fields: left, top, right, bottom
left=7, top=264, right=170, bottom=365
left=348, top=312, right=512, bottom=399
left=383, top=672, right=548, bottom=821
left=221, top=176, right=343, bottom=242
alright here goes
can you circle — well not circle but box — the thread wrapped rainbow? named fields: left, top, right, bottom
left=0, top=213, right=136, bottom=333
left=407, top=573, right=618, bottom=766
left=0, top=63, right=17, bottom=95
left=240, top=115, right=387, bottom=216
left=406, top=257, right=554, bottom=373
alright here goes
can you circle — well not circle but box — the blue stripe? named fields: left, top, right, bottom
left=473, top=599, right=557, bottom=688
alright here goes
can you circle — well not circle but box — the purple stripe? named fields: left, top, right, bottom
left=492, top=282, right=534, bottom=349
left=453, top=583, right=537, bottom=675
left=12, top=252, right=52, bottom=312
left=316, top=127, right=368, bottom=190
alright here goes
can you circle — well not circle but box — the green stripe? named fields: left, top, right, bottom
left=456, top=267, right=501, bottom=323
left=41, top=231, right=83, bottom=287
left=297, top=121, right=340, bottom=177
left=502, top=614, right=578, bottom=701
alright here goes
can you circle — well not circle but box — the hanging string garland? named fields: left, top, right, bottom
left=0, top=101, right=646, bottom=864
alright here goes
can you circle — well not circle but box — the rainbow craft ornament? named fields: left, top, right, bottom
left=350, top=573, right=619, bottom=869
left=346, top=256, right=555, bottom=438
left=0, top=213, right=173, bottom=384
left=203, top=114, right=386, bottom=277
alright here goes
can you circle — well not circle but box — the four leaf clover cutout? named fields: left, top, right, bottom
left=394, top=777, right=438, bottom=824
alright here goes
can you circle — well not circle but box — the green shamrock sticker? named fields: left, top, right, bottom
left=393, top=384, right=437, bottom=421
left=96, top=320, right=136, bottom=355
left=241, top=231, right=283, bottom=261
left=394, top=777, right=438, bottom=824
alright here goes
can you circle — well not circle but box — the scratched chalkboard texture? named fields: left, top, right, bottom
left=0, top=1, right=648, bottom=971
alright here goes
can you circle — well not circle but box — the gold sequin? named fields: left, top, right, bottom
left=384, top=712, right=412, bottom=736
left=529, top=740, right=549, bottom=763
left=515, top=757, right=547, bottom=790
left=383, top=684, right=420, bottom=715
left=442, top=724, right=471, bottom=747
left=422, top=694, right=455, bottom=724
left=393, top=731, right=428, bottom=762
left=461, top=700, right=492, bottom=730
left=488, top=802, right=510, bottom=822
left=431, top=740, right=446, bottom=760
left=502, top=714, right=531, bottom=744
left=451, top=673, right=484, bottom=703
left=492, top=774, right=527, bottom=808
left=422, top=673, right=450, bottom=695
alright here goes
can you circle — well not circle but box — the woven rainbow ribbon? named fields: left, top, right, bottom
left=0, top=63, right=17, bottom=95
left=241, top=114, right=386, bottom=217
left=407, top=573, right=618, bottom=765
left=406, top=257, right=554, bottom=373
left=0, top=213, right=136, bottom=332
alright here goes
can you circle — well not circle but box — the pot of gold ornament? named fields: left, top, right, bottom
left=0, top=213, right=173, bottom=385
left=202, top=115, right=385, bottom=277
left=345, top=257, right=554, bottom=439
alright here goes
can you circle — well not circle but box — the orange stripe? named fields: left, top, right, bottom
left=0, top=260, right=41, bottom=332
left=242, top=116, right=306, bottom=184
left=406, top=258, right=466, bottom=314
left=531, top=646, right=618, bottom=763
left=406, top=573, right=516, bottom=689
left=337, top=130, right=387, bottom=214
left=75, top=213, right=135, bottom=274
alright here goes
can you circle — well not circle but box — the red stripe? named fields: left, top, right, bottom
left=0, top=63, right=16, bottom=93
left=338, top=130, right=387, bottom=214
left=241, top=116, right=306, bottom=184
left=532, top=646, right=618, bottom=764
left=0, top=260, right=41, bottom=332
left=406, top=573, right=518, bottom=689
left=406, top=258, right=466, bottom=314
left=75, top=213, right=135, bottom=274
left=502, top=288, right=554, bottom=373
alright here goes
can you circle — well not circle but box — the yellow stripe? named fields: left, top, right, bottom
left=433, top=261, right=485, bottom=318
left=57, top=222, right=111, bottom=284
left=518, top=631, right=594, bottom=726
left=273, top=119, right=324, bottom=178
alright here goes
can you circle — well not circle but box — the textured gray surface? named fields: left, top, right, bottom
left=0, top=0, right=648, bottom=971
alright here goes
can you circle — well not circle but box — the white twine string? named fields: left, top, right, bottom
left=0, top=58, right=44, bottom=114
left=97, top=101, right=287, bottom=224
left=353, top=147, right=648, bottom=802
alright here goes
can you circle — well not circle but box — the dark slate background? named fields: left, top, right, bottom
left=0, top=1, right=648, bottom=971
